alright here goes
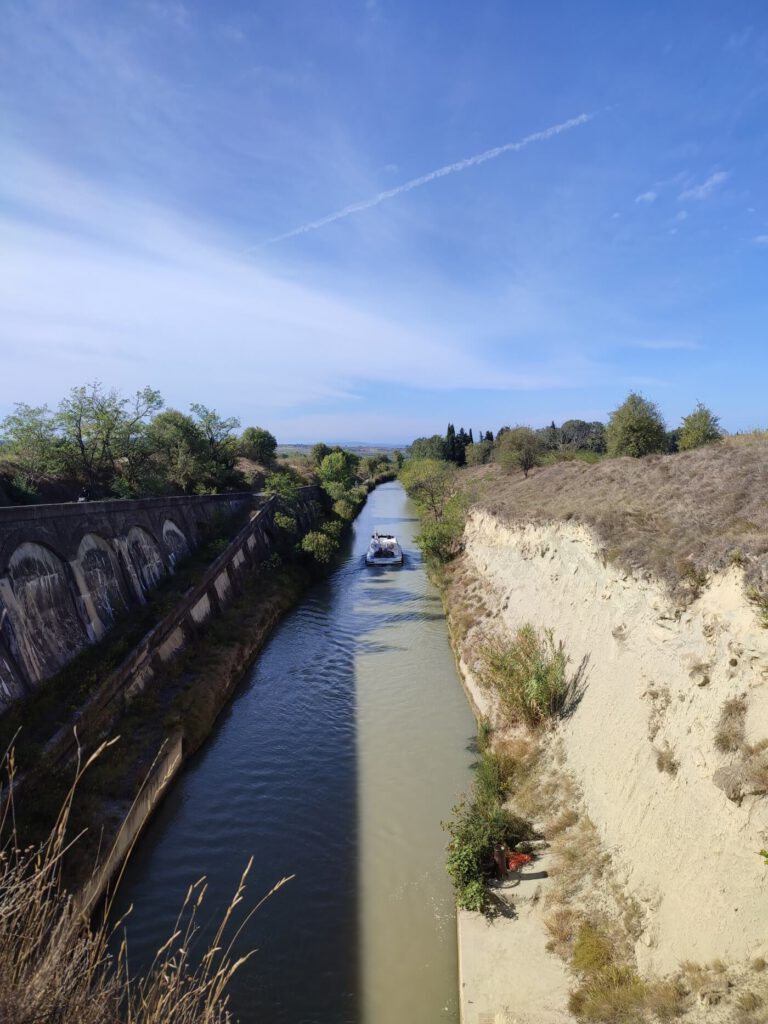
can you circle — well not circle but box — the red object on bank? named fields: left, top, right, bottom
left=506, top=852, right=534, bottom=871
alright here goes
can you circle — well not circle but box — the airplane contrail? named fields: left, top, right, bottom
left=264, top=112, right=595, bottom=245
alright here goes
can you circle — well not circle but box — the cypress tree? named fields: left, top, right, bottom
left=445, top=423, right=457, bottom=462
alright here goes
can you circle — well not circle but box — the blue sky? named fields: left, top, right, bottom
left=1, top=1, right=767, bottom=443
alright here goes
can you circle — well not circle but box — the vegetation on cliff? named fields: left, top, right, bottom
left=407, top=393, right=730, bottom=482
left=460, top=431, right=768, bottom=606
left=398, top=458, right=467, bottom=563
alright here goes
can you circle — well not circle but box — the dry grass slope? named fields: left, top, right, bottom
left=463, top=434, right=768, bottom=602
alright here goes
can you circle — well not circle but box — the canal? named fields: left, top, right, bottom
left=111, top=481, right=476, bottom=1023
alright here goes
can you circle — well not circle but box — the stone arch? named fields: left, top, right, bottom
left=125, top=526, right=166, bottom=597
left=71, top=533, right=130, bottom=641
left=162, top=519, right=190, bottom=567
left=0, top=541, right=89, bottom=683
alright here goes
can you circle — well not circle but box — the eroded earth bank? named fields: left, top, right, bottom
left=446, top=498, right=768, bottom=1023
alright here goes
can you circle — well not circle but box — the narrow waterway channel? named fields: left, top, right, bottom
left=111, top=481, right=475, bottom=1023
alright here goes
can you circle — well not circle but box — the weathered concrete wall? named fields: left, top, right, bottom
left=0, top=493, right=255, bottom=707
left=77, top=731, right=184, bottom=913
left=20, top=487, right=325, bottom=775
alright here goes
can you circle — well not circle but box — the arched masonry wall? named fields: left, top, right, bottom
left=0, top=492, right=256, bottom=705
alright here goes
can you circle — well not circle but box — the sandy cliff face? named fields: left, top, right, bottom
left=463, top=509, right=768, bottom=973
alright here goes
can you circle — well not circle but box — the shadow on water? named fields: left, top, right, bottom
left=109, top=481, right=463, bottom=1024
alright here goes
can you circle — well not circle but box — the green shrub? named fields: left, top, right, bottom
left=264, top=469, right=302, bottom=508
left=333, top=497, right=357, bottom=521
left=414, top=493, right=467, bottom=563
left=444, top=797, right=531, bottom=912
left=300, top=530, right=338, bottom=564
left=273, top=511, right=297, bottom=534
left=321, top=519, right=344, bottom=540
left=443, top=750, right=532, bottom=912
left=678, top=403, right=723, bottom=451
left=480, top=624, right=575, bottom=728
left=606, top=392, right=667, bottom=458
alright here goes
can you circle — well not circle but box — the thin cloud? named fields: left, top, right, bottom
left=630, top=339, right=701, bottom=351
left=635, top=190, right=657, bottom=204
left=754, top=235, right=768, bottom=245
left=264, top=112, right=595, bottom=244
left=679, top=171, right=729, bottom=201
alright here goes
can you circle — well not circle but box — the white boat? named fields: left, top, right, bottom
left=365, top=531, right=403, bottom=566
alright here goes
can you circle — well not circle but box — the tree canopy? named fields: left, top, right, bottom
left=605, top=393, right=667, bottom=458
left=239, top=426, right=277, bottom=464
left=0, top=382, right=259, bottom=500
left=497, top=426, right=542, bottom=478
left=678, top=403, right=723, bottom=451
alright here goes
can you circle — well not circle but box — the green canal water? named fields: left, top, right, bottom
left=111, top=481, right=476, bottom=1022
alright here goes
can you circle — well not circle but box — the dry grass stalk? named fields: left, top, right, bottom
left=715, top=697, right=748, bottom=753
left=0, top=744, right=289, bottom=1024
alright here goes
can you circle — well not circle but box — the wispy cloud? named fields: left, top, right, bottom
left=755, top=235, right=768, bottom=245
left=264, top=112, right=595, bottom=244
left=628, top=339, right=701, bottom=351
left=679, top=171, right=729, bottom=201
left=1, top=147, right=598, bottom=435
left=635, top=190, right=657, bottom=204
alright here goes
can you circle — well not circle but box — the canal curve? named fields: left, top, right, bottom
left=111, top=481, right=475, bottom=1023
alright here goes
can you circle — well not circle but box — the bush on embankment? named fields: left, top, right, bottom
left=443, top=746, right=533, bottom=913
left=479, top=623, right=585, bottom=729
left=398, top=458, right=467, bottom=564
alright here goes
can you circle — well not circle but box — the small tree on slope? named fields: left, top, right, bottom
left=678, top=402, right=723, bottom=450
left=606, top=392, right=667, bottom=458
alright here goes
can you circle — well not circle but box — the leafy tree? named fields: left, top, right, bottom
left=665, top=428, right=681, bottom=454
left=416, top=493, right=466, bottom=561
left=399, top=458, right=456, bottom=520
left=264, top=470, right=303, bottom=508
left=363, top=456, right=380, bottom=479
left=606, top=393, right=666, bottom=458
left=392, top=450, right=405, bottom=470
left=484, top=431, right=494, bottom=443
left=0, top=404, right=60, bottom=492
left=585, top=421, right=607, bottom=453
left=57, top=382, right=163, bottom=492
left=310, top=442, right=333, bottom=467
left=239, top=426, right=277, bottom=464
left=539, top=421, right=562, bottom=451
left=145, top=409, right=210, bottom=494
left=318, top=449, right=360, bottom=500
left=497, top=426, right=542, bottom=478
left=678, top=403, right=723, bottom=451
left=409, top=435, right=447, bottom=460
left=190, top=404, right=240, bottom=467
left=119, top=387, right=166, bottom=490
left=465, top=440, right=493, bottom=466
